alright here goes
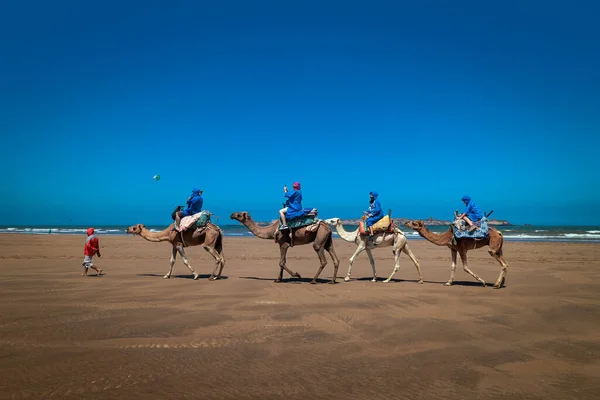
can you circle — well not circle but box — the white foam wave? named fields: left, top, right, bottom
left=587, top=230, right=600, bottom=234
left=563, top=233, right=600, bottom=239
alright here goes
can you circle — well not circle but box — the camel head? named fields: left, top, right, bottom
left=323, top=218, right=341, bottom=226
left=404, top=220, right=425, bottom=231
left=126, top=224, right=146, bottom=235
left=230, top=212, right=251, bottom=224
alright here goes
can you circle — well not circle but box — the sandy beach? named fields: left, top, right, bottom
left=1, top=234, right=599, bottom=399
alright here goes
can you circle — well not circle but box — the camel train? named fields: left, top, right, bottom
left=126, top=189, right=509, bottom=289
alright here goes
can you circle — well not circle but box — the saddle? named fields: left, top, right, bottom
left=451, top=218, right=490, bottom=239
left=358, top=214, right=394, bottom=236
left=172, top=206, right=213, bottom=232
left=278, top=208, right=319, bottom=230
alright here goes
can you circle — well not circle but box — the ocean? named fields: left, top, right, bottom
left=1, top=224, right=599, bottom=243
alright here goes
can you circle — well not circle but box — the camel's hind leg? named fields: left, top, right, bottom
left=177, top=246, right=199, bottom=280
left=345, top=243, right=366, bottom=282
left=458, top=250, right=486, bottom=287
left=402, top=242, right=423, bottom=284
left=383, top=247, right=401, bottom=283
left=164, top=247, right=178, bottom=279
left=490, top=249, right=509, bottom=288
left=311, top=235, right=336, bottom=284
left=489, top=232, right=508, bottom=288
left=203, top=245, right=223, bottom=281
left=325, top=237, right=340, bottom=284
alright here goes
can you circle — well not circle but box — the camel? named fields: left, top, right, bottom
left=324, top=218, right=423, bottom=284
left=125, top=221, right=225, bottom=281
left=403, top=218, right=509, bottom=288
left=229, top=212, right=340, bottom=284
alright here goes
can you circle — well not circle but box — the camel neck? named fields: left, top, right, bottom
left=418, top=226, right=454, bottom=246
left=243, top=219, right=278, bottom=239
left=140, top=225, right=172, bottom=242
left=333, top=222, right=358, bottom=242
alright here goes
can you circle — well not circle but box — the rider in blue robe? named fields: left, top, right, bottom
left=279, top=182, right=304, bottom=229
left=365, top=191, right=384, bottom=238
left=458, top=195, right=483, bottom=232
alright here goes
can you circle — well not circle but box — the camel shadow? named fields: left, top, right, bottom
left=239, top=276, right=331, bottom=284
left=136, top=273, right=229, bottom=280
left=353, top=277, right=440, bottom=284
left=449, top=280, right=504, bottom=288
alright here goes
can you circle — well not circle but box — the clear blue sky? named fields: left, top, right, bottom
left=1, top=0, right=599, bottom=226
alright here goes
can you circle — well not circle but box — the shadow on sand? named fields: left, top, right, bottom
left=136, top=273, right=229, bottom=280
left=239, top=276, right=332, bottom=284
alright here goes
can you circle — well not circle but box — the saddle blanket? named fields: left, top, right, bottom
left=177, top=211, right=212, bottom=232
left=452, top=217, right=489, bottom=239
left=279, top=212, right=319, bottom=230
left=359, top=215, right=393, bottom=235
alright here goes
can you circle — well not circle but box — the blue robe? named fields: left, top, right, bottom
left=365, top=199, right=384, bottom=227
left=284, top=190, right=305, bottom=220
left=464, top=199, right=483, bottom=222
left=182, top=191, right=203, bottom=217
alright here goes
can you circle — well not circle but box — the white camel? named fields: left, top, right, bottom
left=324, top=218, right=423, bottom=283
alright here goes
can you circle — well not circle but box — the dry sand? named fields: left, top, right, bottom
left=1, top=234, right=599, bottom=399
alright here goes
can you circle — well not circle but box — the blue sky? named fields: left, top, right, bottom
left=1, top=0, right=599, bottom=226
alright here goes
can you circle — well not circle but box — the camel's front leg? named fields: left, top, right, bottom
left=164, top=247, right=178, bottom=279
left=365, top=249, right=377, bottom=282
left=177, top=247, right=199, bottom=280
left=402, top=243, right=423, bottom=284
left=277, top=242, right=300, bottom=282
left=345, top=244, right=366, bottom=282
left=445, top=249, right=458, bottom=286
left=459, top=250, right=486, bottom=287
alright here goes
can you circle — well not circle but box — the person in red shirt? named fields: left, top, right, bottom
left=82, top=228, right=103, bottom=276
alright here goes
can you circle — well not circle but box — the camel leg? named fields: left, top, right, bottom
left=444, top=249, right=458, bottom=286
left=177, top=247, right=199, bottom=280
left=490, top=250, right=509, bottom=288
left=203, top=245, right=223, bottom=281
left=164, top=247, right=178, bottom=279
left=489, top=232, right=508, bottom=288
left=365, top=249, right=377, bottom=282
left=325, top=240, right=340, bottom=285
left=459, top=250, right=486, bottom=287
left=383, top=247, right=401, bottom=283
left=276, top=242, right=301, bottom=283
left=345, top=243, right=366, bottom=282
left=310, top=243, right=329, bottom=284
left=401, top=243, right=423, bottom=284
left=216, top=252, right=226, bottom=279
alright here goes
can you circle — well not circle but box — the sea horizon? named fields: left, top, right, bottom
left=2, top=223, right=599, bottom=243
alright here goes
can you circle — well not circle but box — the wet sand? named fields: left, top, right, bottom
left=1, top=234, right=599, bottom=399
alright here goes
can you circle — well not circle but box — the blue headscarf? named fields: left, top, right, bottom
left=462, top=195, right=471, bottom=202
left=370, top=191, right=379, bottom=198
left=192, top=188, right=202, bottom=196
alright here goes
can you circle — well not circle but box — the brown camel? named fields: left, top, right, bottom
left=229, top=212, right=340, bottom=284
left=125, top=222, right=225, bottom=281
left=403, top=219, right=509, bottom=288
